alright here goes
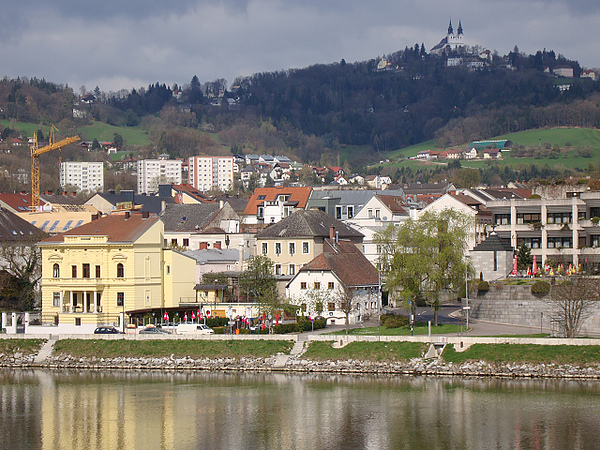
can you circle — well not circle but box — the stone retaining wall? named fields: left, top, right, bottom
left=465, top=284, right=600, bottom=335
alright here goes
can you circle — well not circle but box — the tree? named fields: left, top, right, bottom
left=0, top=234, right=46, bottom=311
left=238, top=255, right=279, bottom=311
left=335, top=284, right=358, bottom=335
left=112, top=133, right=124, bottom=150
left=375, top=210, right=472, bottom=325
left=516, top=243, right=532, bottom=271
left=548, top=277, right=600, bottom=338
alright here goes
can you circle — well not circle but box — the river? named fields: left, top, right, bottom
left=1, top=370, right=598, bottom=449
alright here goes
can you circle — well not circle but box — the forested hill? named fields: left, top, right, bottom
left=0, top=47, right=597, bottom=164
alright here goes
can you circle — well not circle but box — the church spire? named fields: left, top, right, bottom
left=447, top=19, right=454, bottom=35
left=457, top=19, right=463, bottom=35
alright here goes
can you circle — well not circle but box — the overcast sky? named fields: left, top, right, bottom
left=1, top=0, right=599, bottom=93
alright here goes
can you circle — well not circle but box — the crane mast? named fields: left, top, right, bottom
left=30, top=128, right=80, bottom=211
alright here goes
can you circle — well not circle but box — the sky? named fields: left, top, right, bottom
left=1, top=0, right=599, bottom=93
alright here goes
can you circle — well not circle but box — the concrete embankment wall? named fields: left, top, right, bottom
left=465, top=284, right=600, bottom=335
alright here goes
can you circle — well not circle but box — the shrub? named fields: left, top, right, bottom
left=272, top=323, right=299, bottom=334
left=380, top=314, right=409, bottom=328
left=477, top=280, right=490, bottom=292
left=206, top=317, right=228, bottom=328
left=530, top=281, right=550, bottom=296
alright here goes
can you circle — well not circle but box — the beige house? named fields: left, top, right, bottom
left=255, top=209, right=364, bottom=277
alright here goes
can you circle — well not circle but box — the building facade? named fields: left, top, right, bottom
left=188, top=156, right=234, bottom=192
left=60, top=161, right=104, bottom=192
left=137, top=159, right=183, bottom=194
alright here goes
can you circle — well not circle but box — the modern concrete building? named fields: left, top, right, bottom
left=137, top=159, right=183, bottom=194
left=188, top=156, right=234, bottom=193
left=60, top=161, right=104, bottom=192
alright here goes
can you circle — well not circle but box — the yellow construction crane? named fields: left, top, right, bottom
left=30, top=126, right=80, bottom=211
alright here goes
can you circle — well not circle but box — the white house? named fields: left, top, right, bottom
left=286, top=239, right=380, bottom=325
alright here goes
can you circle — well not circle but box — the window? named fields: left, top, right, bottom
left=171, top=238, right=178, bottom=246
left=375, top=209, right=381, bottom=219
left=289, top=264, right=296, bottom=276
left=95, top=265, right=101, bottom=278
left=117, top=292, right=124, bottom=307
left=495, top=214, right=510, bottom=225
left=336, top=205, right=343, bottom=219
left=302, top=242, right=309, bottom=254
left=328, top=302, right=335, bottom=311
left=314, top=282, right=321, bottom=290
left=368, top=209, right=373, bottom=218
left=117, top=263, right=124, bottom=278
left=289, top=242, right=295, bottom=255
left=167, top=265, right=170, bottom=275
left=261, top=242, right=268, bottom=255
left=328, top=282, right=335, bottom=290
left=517, top=213, right=542, bottom=225
left=183, top=238, right=189, bottom=247
left=300, top=281, right=307, bottom=289
left=347, top=206, right=354, bottom=219
left=275, top=243, right=282, bottom=255
left=53, top=263, right=60, bottom=278
left=71, top=265, right=77, bottom=278
left=275, top=264, right=282, bottom=275
left=82, top=263, right=90, bottom=279
left=53, top=292, right=60, bottom=307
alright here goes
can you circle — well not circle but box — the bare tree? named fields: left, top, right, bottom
left=548, top=277, right=600, bottom=338
left=336, top=285, right=357, bottom=335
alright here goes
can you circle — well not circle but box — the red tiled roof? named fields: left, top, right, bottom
left=243, top=186, right=312, bottom=215
left=39, top=213, right=160, bottom=244
left=171, top=184, right=215, bottom=203
left=300, top=239, right=378, bottom=287
left=377, top=195, right=410, bottom=214
left=0, top=193, right=46, bottom=212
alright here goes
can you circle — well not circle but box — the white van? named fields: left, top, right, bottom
left=176, top=323, right=215, bottom=334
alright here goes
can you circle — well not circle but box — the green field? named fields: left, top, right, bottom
left=377, top=128, right=600, bottom=172
left=0, top=120, right=151, bottom=147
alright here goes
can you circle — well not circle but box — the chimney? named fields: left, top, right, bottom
left=142, top=211, right=149, bottom=219
left=219, top=200, right=224, bottom=209
left=91, top=214, right=99, bottom=221
left=214, top=241, right=222, bottom=250
left=335, top=230, right=339, bottom=244
left=199, top=242, right=208, bottom=250
left=329, top=226, right=335, bottom=242
left=124, top=212, right=130, bottom=219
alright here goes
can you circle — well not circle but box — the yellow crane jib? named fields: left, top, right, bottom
left=30, top=133, right=80, bottom=212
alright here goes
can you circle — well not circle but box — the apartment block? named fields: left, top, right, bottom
left=188, top=156, right=234, bottom=192
left=137, top=159, right=182, bottom=194
left=60, top=161, right=104, bottom=192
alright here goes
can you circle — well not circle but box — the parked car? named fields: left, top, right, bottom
left=176, top=323, right=215, bottom=334
left=94, top=326, right=123, bottom=334
left=139, top=326, right=171, bottom=335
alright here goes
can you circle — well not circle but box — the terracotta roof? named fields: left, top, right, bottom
left=39, top=212, right=160, bottom=244
left=171, top=184, right=215, bottom=203
left=299, top=239, right=378, bottom=287
left=0, top=193, right=46, bottom=212
left=376, top=195, right=410, bottom=215
left=256, top=209, right=363, bottom=239
left=244, top=186, right=312, bottom=216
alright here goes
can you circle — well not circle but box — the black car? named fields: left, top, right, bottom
left=94, top=326, right=123, bottom=334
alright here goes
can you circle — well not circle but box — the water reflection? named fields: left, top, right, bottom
left=0, top=370, right=599, bottom=449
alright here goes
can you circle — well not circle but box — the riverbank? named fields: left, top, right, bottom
left=2, top=338, right=600, bottom=379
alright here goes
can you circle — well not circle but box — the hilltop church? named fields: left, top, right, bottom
left=430, top=19, right=465, bottom=56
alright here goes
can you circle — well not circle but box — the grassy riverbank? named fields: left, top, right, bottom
left=443, top=344, right=600, bottom=365
left=329, top=323, right=463, bottom=336
left=303, top=341, right=427, bottom=362
left=53, top=339, right=293, bottom=359
left=0, top=339, right=46, bottom=355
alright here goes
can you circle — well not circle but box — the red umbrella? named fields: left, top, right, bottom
left=532, top=255, right=537, bottom=276
left=512, top=255, right=518, bottom=276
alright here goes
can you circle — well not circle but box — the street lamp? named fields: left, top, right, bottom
left=464, top=256, right=471, bottom=333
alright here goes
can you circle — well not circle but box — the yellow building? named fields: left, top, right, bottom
left=38, top=211, right=197, bottom=332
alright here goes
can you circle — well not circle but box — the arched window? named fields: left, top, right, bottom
left=53, top=263, right=60, bottom=278
left=117, top=263, right=124, bottom=278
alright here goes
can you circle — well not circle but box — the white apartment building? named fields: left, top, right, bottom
left=137, top=159, right=182, bottom=194
left=60, top=161, right=104, bottom=192
left=188, top=156, right=234, bottom=192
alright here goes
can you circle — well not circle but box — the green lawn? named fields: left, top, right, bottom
left=443, top=343, right=600, bottom=365
left=328, top=322, right=463, bottom=336
left=303, top=341, right=427, bottom=362
left=53, top=339, right=293, bottom=359
left=0, top=339, right=46, bottom=355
